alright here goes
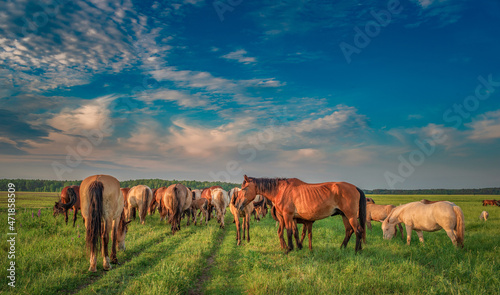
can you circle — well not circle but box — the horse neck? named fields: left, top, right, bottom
left=255, top=186, right=280, bottom=203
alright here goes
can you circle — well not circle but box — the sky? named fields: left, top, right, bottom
left=0, top=0, right=499, bottom=189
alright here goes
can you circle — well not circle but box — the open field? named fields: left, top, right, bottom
left=0, top=193, right=499, bottom=294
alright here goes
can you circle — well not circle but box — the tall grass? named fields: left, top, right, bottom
left=0, top=193, right=499, bottom=294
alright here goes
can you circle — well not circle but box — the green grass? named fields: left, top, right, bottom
left=0, top=193, right=499, bottom=294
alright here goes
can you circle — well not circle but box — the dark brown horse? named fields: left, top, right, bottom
left=80, top=175, right=131, bottom=272
left=236, top=175, right=366, bottom=253
left=201, top=185, right=222, bottom=221
left=53, top=185, right=81, bottom=226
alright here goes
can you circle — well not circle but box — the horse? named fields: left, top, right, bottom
left=366, top=200, right=404, bottom=240
left=192, top=189, right=202, bottom=200
left=479, top=211, right=489, bottom=221
left=148, top=188, right=159, bottom=215
left=229, top=188, right=254, bottom=245
left=53, top=185, right=81, bottom=226
left=161, top=183, right=189, bottom=234
left=154, top=187, right=167, bottom=221
left=80, top=175, right=131, bottom=272
left=126, top=185, right=153, bottom=224
left=211, top=188, right=229, bottom=229
left=190, top=198, right=209, bottom=225
left=483, top=199, right=498, bottom=206
left=201, top=186, right=222, bottom=221
left=382, top=201, right=464, bottom=247
left=252, top=197, right=268, bottom=221
left=182, top=187, right=193, bottom=226
left=236, top=175, right=366, bottom=253
left=421, top=199, right=445, bottom=204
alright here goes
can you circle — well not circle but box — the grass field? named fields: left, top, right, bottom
left=0, top=193, right=499, bottom=294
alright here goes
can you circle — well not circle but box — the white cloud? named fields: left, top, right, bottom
left=221, top=49, right=256, bottom=64
left=138, top=89, right=210, bottom=108
left=467, top=110, right=500, bottom=140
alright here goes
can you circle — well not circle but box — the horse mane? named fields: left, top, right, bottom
left=247, top=177, right=288, bottom=194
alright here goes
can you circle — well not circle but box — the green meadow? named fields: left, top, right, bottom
left=0, top=193, right=499, bottom=294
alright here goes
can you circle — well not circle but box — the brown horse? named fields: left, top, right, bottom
left=191, top=198, right=209, bottom=225
left=120, top=187, right=131, bottom=218
left=53, top=185, right=81, bottom=226
left=483, top=199, right=498, bottom=206
left=366, top=199, right=404, bottom=240
left=148, top=188, right=158, bottom=215
left=154, top=187, right=167, bottom=220
left=382, top=201, right=464, bottom=247
left=80, top=175, right=131, bottom=272
left=161, top=183, right=189, bottom=234
left=126, top=185, right=153, bottom=224
left=229, top=188, right=254, bottom=245
left=201, top=186, right=222, bottom=221
left=236, top=175, right=366, bottom=253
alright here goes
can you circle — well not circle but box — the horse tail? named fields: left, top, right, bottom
left=61, top=187, right=78, bottom=210
left=357, top=187, right=367, bottom=244
left=168, top=186, right=180, bottom=230
left=453, top=205, right=465, bottom=248
left=141, top=188, right=151, bottom=222
left=86, top=181, right=104, bottom=254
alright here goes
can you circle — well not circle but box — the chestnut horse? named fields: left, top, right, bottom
left=53, top=185, right=81, bottom=226
left=126, top=185, right=153, bottom=224
left=382, top=201, right=464, bottom=247
left=482, top=199, right=498, bottom=206
left=366, top=199, right=404, bottom=240
left=201, top=186, right=222, bottom=221
left=236, top=175, right=366, bottom=253
left=154, top=187, right=167, bottom=220
left=80, top=175, right=131, bottom=272
left=229, top=188, right=254, bottom=245
left=161, top=183, right=189, bottom=234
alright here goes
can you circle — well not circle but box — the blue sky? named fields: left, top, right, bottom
left=1, top=0, right=499, bottom=189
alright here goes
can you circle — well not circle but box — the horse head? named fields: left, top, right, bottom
left=237, top=175, right=258, bottom=210
left=117, top=212, right=132, bottom=251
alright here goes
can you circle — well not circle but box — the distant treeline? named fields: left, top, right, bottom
left=0, top=179, right=239, bottom=193
left=366, top=188, right=500, bottom=195
left=1, top=179, right=499, bottom=195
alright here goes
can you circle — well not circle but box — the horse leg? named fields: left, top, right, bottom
left=102, top=219, right=111, bottom=271
left=405, top=224, right=413, bottom=245
left=73, top=208, right=78, bottom=227
left=445, top=229, right=458, bottom=247
left=246, top=214, right=250, bottom=243
left=307, top=223, right=313, bottom=250
left=65, top=210, right=69, bottom=225
left=346, top=216, right=363, bottom=252
left=340, top=216, right=354, bottom=249
left=111, top=220, right=118, bottom=264
left=367, top=220, right=372, bottom=231
left=292, top=221, right=303, bottom=250
left=283, top=214, right=296, bottom=253
left=300, top=223, right=307, bottom=245
left=235, top=216, right=241, bottom=245
left=416, top=230, right=424, bottom=244
left=398, top=224, right=404, bottom=240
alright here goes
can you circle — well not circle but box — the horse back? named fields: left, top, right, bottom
left=80, top=175, right=122, bottom=221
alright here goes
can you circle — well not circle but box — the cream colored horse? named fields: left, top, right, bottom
left=382, top=201, right=464, bottom=247
left=80, top=174, right=131, bottom=272
left=212, top=188, right=229, bottom=228
left=126, top=185, right=153, bottom=224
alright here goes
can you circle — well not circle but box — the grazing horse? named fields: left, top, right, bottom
left=483, top=199, right=497, bottom=206
left=80, top=175, right=131, bottom=272
left=53, top=185, right=81, bottom=226
left=235, top=175, right=366, bottom=253
left=148, top=188, right=158, bottom=215
left=479, top=211, right=489, bottom=221
left=201, top=186, right=222, bottom=221
left=126, top=185, right=153, bottom=224
left=229, top=188, right=254, bottom=245
left=161, top=183, right=189, bottom=234
left=382, top=201, right=464, bottom=247
left=191, top=198, right=209, bottom=225
left=366, top=200, right=404, bottom=240
left=120, top=187, right=131, bottom=218
left=211, top=188, right=229, bottom=229
left=182, top=187, right=193, bottom=226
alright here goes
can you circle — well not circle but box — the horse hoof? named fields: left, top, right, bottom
left=88, top=267, right=97, bottom=272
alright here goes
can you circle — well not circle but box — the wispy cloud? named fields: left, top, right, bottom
left=221, top=49, right=256, bottom=64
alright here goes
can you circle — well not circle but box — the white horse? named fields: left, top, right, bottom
left=382, top=201, right=464, bottom=247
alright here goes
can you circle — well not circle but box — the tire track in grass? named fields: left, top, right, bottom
left=67, top=222, right=168, bottom=294
left=76, top=227, right=197, bottom=295
left=188, top=218, right=229, bottom=294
